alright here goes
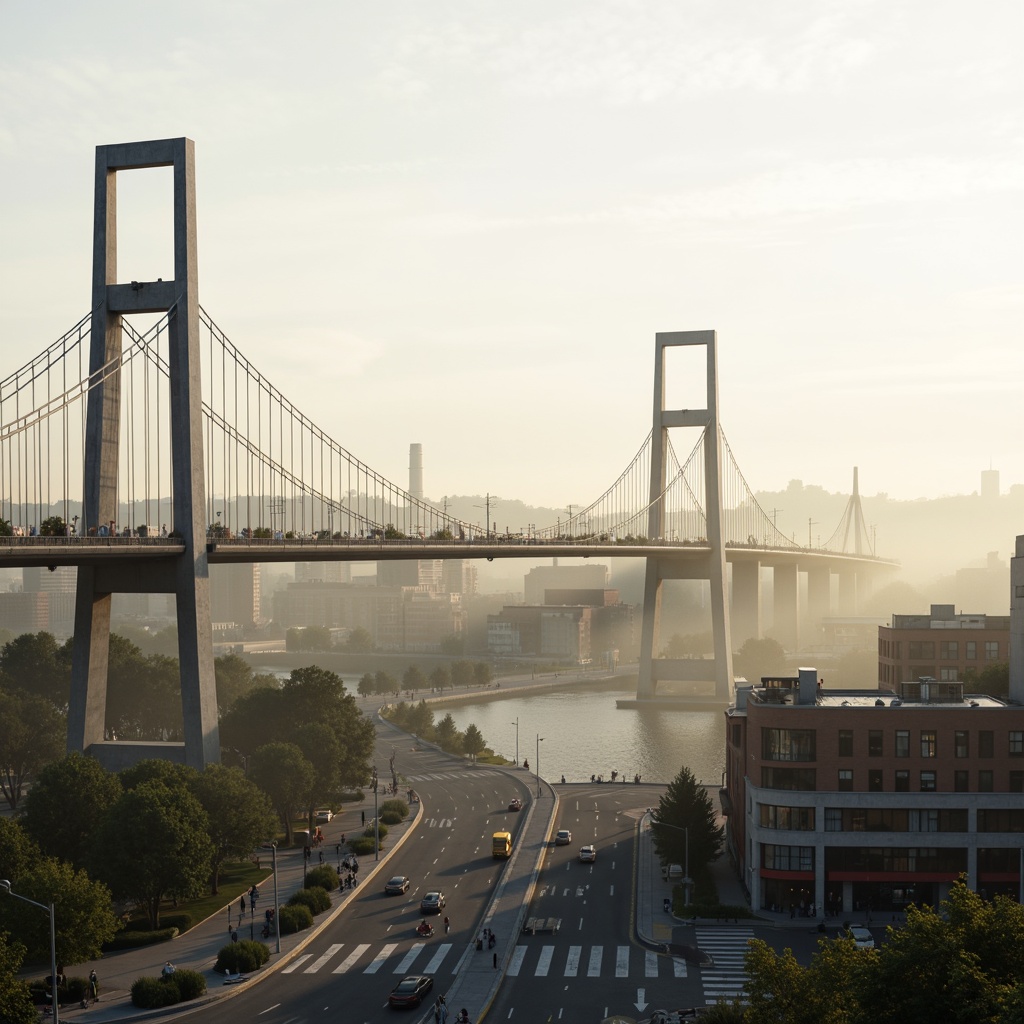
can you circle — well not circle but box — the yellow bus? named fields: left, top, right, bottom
left=492, top=831, right=512, bottom=859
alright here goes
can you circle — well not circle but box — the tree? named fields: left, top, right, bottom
left=440, top=634, right=464, bottom=656
left=651, top=764, right=723, bottom=874
left=294, top=721, right=343, bottom=820
left=375, top=670, right=397, bottom=695
left=406, top=700, right=434, bottom=738
left=89, top=780, right=213, bottom=929
left=435, top=713, right=459, bottom=751
left=0, top=933, right=37, bottom=1024
left=215, top=653, right=272, bottom=715
left=0, top=631, right=70, bottom=709
left=451, top=661, right=474, bottom=688
left=346, top=627, right=374, bottom=652
left=0, top=818, right=38, bottom=881
left=473, top=662, right=493, bottom=687
left=403, top=665, right=426, bottom=692
left=249, top=742, right=314, bottom=844
left=0, top=689, right=66, bottom=810
left=38, top=515, right=66, bottom=537
left=357, top=672, right=376, bottom=697
left=462, top=724, right=486, bottom=758
left=733, top=636, right=788, bottom=682
left=192, top=764, right=278, bottom=894
left=22, top=753, right=123, bottom=869
left=0, top=857, right=120, bottom=966
left=964, top=661, right=1009, bottom=699
left=429, top=665, right=451, bottom=692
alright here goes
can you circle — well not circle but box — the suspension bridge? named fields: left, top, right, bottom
left=0, top=138, right=894, bottom=769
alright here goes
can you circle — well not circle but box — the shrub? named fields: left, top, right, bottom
left=364, top=821, right=388, bottom=841
left=171, top=969, right=207, bottom=1000
left=103, top=926, right=179, bottom=951
left=339, top=790, right=363, bottom=802
left=348, top=836, right=377, bottom=856
left=380, top=810, right=404, bottom=825
left=131, top=976, right=181, bottom=1009
left=304, top=865, right=339, bottom=891
left=159, top=912, right=193, bottom=932
left=215, top=939, right=270, bottom=974
left=278, top=903, right=314, bottom=934
left=379, top=799, right=409, bottom=818
left=289, top=885, right=331, bottom=915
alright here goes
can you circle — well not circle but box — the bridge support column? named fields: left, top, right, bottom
left=772, top=563, right=799, bottom=652
left=838, top=570, right=858, bottom=615
left=637, top=331, right=733, bottom=703
left=68, top=138, right=219, bottom=771
left=731, top=559, right=761, bottom=646
left=806, top=565, right=831, bottom=638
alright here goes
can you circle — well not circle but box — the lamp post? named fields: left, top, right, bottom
left=372, top=766, right=379, bottom=862
left=650, top=819, right=692, bottom=906
left=1, top=879, right=58, bottom=1024
left=262, top=842, right=280, bottom=954
left=536, top=735, right=544, bottom=797
left=511, top=718, right=519, bottom=766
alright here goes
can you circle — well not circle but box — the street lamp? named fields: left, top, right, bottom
left=262, top=843, right=280, bottom=954
left=511, top=718, right=519, bottom=766
left=1, top=879, right=58, bottom=1024
left=649, top=818, right=692, bottom=906
left=372, top=766, right=380, bottom=862
left=536, top=735, right=544, bottom=797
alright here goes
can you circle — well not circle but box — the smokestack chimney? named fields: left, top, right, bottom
left=409, top=443, right=424, bottom=501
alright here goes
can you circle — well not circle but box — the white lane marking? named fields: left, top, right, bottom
left=673, top=957, right=688, bottom=977
left=536, top=945, right=555, bottom=977
left=615, top=945, right=629, bottom=977
left=587, top=946, right=603, bottom=977
left=333, top=944, right=369, bottom=973
left=395, top=942, right=425, bottom=973
left=610, top=885, right=615, bottom=896
left=507, top=946, right=527, bottom=977
left=423, top=943, right=452, bottom=975
left=304, top=943, right=343, bottom=973
left=645, top=951, right=659, bottom=977
left=282, top=954, right=311, bottom=973
left=565, top=945, right=582, bottom=977
left=363, top=943, right=397, bottom=974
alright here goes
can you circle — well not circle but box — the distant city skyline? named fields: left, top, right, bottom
left=1, top=2, right=1021, bottom=508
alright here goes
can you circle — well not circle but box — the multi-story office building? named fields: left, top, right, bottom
left=724, top=667, right=1024, bottom=918
left=878, top=603, right=1009, bottom=688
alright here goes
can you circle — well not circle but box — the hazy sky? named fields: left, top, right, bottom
left=1, top=2, right=1021, bottom=510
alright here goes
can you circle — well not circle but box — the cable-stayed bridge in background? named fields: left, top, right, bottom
left=0, top=138, right=894, bottom=769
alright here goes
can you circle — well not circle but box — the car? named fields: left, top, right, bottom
left=388, top=974, right=433, bottom=1008
left=315, top=809, right=333, bottom=823
left=579, top=845, right=596, bottom=862
left=384, top=875, right=411, bottom=895
left=555, top=829, right=572, bottom=845
left=420, top=891, right=446, bottom=914
left=508, top=798, right=523, bottom=811
left=847, top=925, right=875, bottom=949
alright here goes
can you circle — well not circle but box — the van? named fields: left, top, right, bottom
left=492, top=831, right=512, bottom=859
left=663, top=863, right=683, bottom=880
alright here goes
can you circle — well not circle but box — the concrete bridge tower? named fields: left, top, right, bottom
left=636, top=331, right=733, bottom=703
left=67, top=138, right=220, bottom=770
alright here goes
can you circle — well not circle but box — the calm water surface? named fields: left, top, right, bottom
left=434, top=684, right=726, bottom=787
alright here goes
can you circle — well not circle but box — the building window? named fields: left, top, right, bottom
left=761, top=767, right=817, bottom=791
left=731, top=724, right=741, bottom=746
left=920, top=771, right=936, bottom=791
left=939, top=667, right=959, bottom=681
left=838, top=730, right=853, bottom=757
left=868, top=769, right=884, bottom=792
left=758, top=805, right=815, bottom=831
left=894, top=770, right=910, bottom=792
left=966, top=641, right=977, bottom=660
left=825, top=808, right=842, bottom=832
left=954, top=770, right=970, bottom=792
left=940, top=640, right=958, bottom=659
left=761, top=728, right=817, bottom=762
left=985, top=641, right=1000, bottom=661
left=868, top=730, right=883, bottom=757
left=908, top=641, right=935, bottom=659
left=1010, top=732, right=1024, bottom=757
left=955, top=731, right=969, bottom=758
left=920, top=731, right=937, bottom=758
left=761, top=845, right=814, bottom=872
left=978, top=809, right=1024, bottom=832
left=979, top=731, right=994, bottom=758
left=838, top=770, right=853, bottom=792
left=1010, top=771, right=1024, bottom=793
left=978, top=770, right=994, bottom=792
left=895, top=730, right=910, bottom=757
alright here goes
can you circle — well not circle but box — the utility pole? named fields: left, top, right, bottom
left=808, top=518, right=817, bottom=548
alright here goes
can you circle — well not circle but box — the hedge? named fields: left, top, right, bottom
left=348, top=836, right=378, bottom=856
left=288, top=885, right=331, bottom=915
left=215, top=939, right=270, bottom=974
left=304, top=865, right=339, bottom=891
left=379, top=798, right=409, bottom=818
left=380, top=810, right=404, bottom=825
left=130, top=970, right=206, bottom=1009
left=103, top=926, right=179, bottom=951
left=278, top=903, right=314, bottom=934
left=364, top=821, right=388, bottom=841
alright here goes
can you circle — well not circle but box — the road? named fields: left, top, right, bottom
left=183, top=728, right=532, bottom=1023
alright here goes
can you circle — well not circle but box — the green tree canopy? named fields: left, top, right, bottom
left=462, top=723, right=486, bottom=758
left=435, top=713, right=459, bottom=751
left=733, top=636, right=789, bottom=682
left=375, top=669, right=397, bottom=694
left=0, top=631, right=70, bottom=709
left=0, top=933, right=37, bottom=1024
left=429, top=665, right=451, bottom=691
left=249, top=742, right=315, bottom=844
left=473, top=662, right=493, bottom=687
left=346, top=627, right=374, bottom=652
left=451, top=661, right=474, bottom=688
left=89, top=780, right=213, bottom=929
left=215, top=652, right=274, bottom=715
left=22, top=753, right=123, bottom=869
left=403, top=665, right=426, bottom=691
left=357, top=672, right=376, bottom=697
left=651, top=764, right=723, bottom=875
left=0, top=689, right=66, bottom=810
left=0, top=819, right=38, bottom=881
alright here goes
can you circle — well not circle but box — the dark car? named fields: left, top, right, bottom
left=384, top=875, right=410, bottom=895
left=389, top=974, right=433, bottom=1008
left=508, top=797, right=523, bottom=811
left=420, top=891, right=445, bottom=914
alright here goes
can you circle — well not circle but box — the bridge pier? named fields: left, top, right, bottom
left=772, top=562, right=800, bottom=653
left=731, top=559, right=761, bottom=646
left=68, top=138, right=219, bottom=771
left=805, top=564, right=831, bottom=640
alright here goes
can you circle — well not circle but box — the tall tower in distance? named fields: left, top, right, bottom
left=409, top=443, right=424, bottom=501
left=981, top=468, right=1000, bottom=501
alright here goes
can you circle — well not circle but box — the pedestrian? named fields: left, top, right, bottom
left=239, top=895, right=245, bottom=918
left=444, top=915, right=450, bottom=933
left=231, top=929, right=238, bottom=943
left=162, top=961, right=176, bottom=978
left=88, top=969, right=99, bottom=1004
left=493, top=951, right=498, bottom=969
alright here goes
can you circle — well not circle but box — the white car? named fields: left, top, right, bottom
left=555, top=829, right=572, bottom=845
left=315, top=809, right=333, bottom=823
left=847, top=925, right=875, bottom=949
left=579, top=845, right=596, bottom=863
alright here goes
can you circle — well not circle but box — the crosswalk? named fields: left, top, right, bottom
left=695, top=927, right=753, bottom=1004
left=404, top=770, right=500, bottom=782
left=282, top=941, right=689, bottom=980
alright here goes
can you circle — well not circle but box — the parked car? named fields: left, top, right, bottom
left=555, top=829, right=572, bottom=845
left=508, top=798, right=523, bottom=811
left=389, top=975, right=433, bottom=1008
left=315, top=809, right=333, bottom=823
left=847, top=925, right=875, bottom=949
left=384, top=875, right=411, bottom=895
left=579, top=845, right=596, bottom=862
left=420, top=891, right=446, bottom=914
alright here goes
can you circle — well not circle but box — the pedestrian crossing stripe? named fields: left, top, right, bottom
left=694, top=928, right=753, bottom=1003
left=283, top=942, right=694, bottom=979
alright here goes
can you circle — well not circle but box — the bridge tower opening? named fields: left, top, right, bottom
left=68, top=138, right=220, bottom=770
left=636, top=331, right=734, bottom=703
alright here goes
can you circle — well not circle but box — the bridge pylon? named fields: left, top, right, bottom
left=636, top=331, right=734, bottom=703
left=67, top=138, right=220, bottom=770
